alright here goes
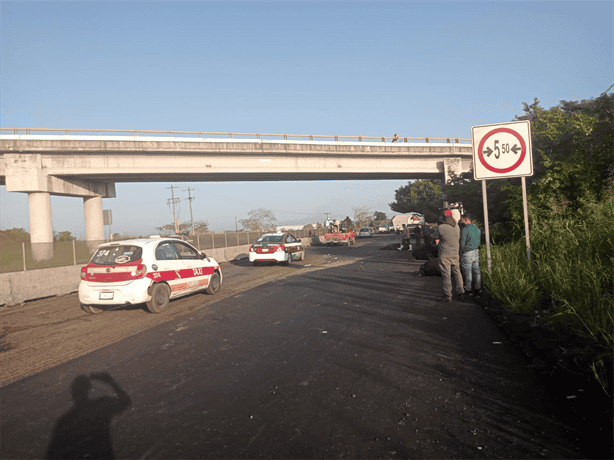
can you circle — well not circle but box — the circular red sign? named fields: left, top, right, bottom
left=477, top=127, right=526, bottom=174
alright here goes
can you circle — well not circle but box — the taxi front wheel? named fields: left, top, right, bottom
left=147, top=283, right=170, bottom=313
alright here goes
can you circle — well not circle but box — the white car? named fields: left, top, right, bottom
left=248, top=232, right=305, bottom=265
left=79, top=236, right=222, bottom=314
left=358, top=227, right=373, bottom=238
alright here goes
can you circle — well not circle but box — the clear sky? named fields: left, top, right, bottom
left=1, top=1, right=612, bottom=236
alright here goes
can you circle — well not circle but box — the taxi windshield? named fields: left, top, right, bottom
left=257, top=235, right=283, bottom=243
left=90, top=245, right=143, bottom=265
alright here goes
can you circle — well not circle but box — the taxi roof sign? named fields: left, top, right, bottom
left=472, top=120, right=533, bottom=180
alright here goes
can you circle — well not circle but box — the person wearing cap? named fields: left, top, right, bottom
left=432, top=208, right=464, bottom=302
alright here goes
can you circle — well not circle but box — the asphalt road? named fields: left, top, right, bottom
left=1, top=235, right=584, bottom=459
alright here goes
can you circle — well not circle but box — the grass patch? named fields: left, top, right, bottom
left=483, top=197, right=614, bottom=394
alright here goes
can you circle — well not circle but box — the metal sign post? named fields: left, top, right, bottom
left=481, top=180, right=492, bottom=273
left=521, top=176, right=531, bottom=261
left=103, top=209, right=113, bottom=240
left=472, top=121, right=533, bottom=269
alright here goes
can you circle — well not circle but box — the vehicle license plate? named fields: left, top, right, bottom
left=99, top=292, right=114, bottom=300
left=262, top=248, right=269, bottom=253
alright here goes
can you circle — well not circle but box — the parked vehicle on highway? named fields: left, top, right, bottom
left=249, top=232, right=305, bottom=265
left=324, top=218, right=356, bottom=246
left=79, top=236, right=222, bottom=314
left=392, top=213, right=425, bottom=232
left=377, top=223, right=394, bottom=233
left=358, top=227, right=373, bottom=238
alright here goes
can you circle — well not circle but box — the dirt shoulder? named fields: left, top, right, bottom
left=474, top=290, right=612, bottom=459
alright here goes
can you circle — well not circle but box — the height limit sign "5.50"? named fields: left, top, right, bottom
left=471, top=120, right=533, bottom=180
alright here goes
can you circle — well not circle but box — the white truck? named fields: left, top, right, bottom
left=392, top=213, right=425, bottom=233
left=377, top=223, right=394, bottom=233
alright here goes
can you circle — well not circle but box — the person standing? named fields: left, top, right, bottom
left=400, top=224, right=411, bottom=250
left=432, top=208, right=464, bottom=302
left=459, top=214, right=482, bottom=299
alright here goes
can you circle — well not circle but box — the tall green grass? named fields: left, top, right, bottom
left=483, top=196, right=614, bottom=392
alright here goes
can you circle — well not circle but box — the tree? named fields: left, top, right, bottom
left=352, top=206, right=372, bottom=228
left=443, top=171, right=518, bottom=231
left=156, top=220, right=209, bottom=236
left=54, top=231, right=75, bottom=241
left=512, top=93, right=614, bottom=223
left=239, top=208, right=277, bottom=232
left=443, top=91, right=614, bottom=239
left=389, top=179, right=444, bottom=223
left=373, top=211, right=387, bottom=223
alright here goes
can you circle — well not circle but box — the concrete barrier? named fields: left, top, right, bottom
left=1, top=265, right=83, bottom=307
left=0, top=238, right=313, bottom=306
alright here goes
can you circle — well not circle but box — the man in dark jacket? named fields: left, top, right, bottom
left=459, top=214, right=482, bottom=298
left=432, top=208, right=464, bottom=302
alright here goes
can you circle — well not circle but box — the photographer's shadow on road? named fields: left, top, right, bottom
left=46, top=372, right=131, bottom=459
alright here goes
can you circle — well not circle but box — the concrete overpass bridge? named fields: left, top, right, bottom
left=0, top=128, right=473, bottom=259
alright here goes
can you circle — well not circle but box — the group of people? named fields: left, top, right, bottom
left=432, top=208, right=482, bottom=302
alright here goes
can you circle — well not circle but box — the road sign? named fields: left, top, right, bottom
left=103, top=209, right=112, bottom=226
left=472, top=120, right=533, bottom=180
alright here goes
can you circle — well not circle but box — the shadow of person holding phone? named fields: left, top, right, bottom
left=46, top=372, right=131, bottom=459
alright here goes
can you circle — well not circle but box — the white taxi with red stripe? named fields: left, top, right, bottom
left=78, top=236, right=222, bottom=314
left=248, top=232, right=305, bottom=265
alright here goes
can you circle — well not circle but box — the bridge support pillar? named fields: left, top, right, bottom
left=28, top=192, right=54, bottom=261
left=83, top=196, right=105, bottom=253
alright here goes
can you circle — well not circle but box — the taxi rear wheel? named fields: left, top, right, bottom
left=147, top=283, right=170, bottom=313
left=284, top=253, right=292, bottom=265
left=206, top=272, right=221, bottom=295
left=81, top=304, right=102, bottom=314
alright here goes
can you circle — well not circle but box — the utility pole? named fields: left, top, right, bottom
left=184, top=187, right=196, bottom=235
left=167, top=185, right=181, bottom=234
left=323, top=212, right=331, bottom=224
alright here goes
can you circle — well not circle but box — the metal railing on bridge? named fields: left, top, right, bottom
left=0, top=127, right=471, bottom=144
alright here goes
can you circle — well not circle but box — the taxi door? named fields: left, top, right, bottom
left=284, top=233, right=303, bottom=260
left=168, top=241, right=213, bottom=293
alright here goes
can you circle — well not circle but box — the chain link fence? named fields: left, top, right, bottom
left=1, top=229, right=318, bottom=274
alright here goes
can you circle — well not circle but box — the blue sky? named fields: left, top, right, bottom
left=1, top=1, right=612, bottom=235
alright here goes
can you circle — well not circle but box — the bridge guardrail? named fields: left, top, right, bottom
left=0, top=127, right=471, bottom=144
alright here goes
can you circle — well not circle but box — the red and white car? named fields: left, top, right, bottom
left=248, top=232, right=305, bottom=265
left=79, top=236, right=222, bottom=314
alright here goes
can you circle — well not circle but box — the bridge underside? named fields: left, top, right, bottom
left=56, top=171, right=447, bottom=183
